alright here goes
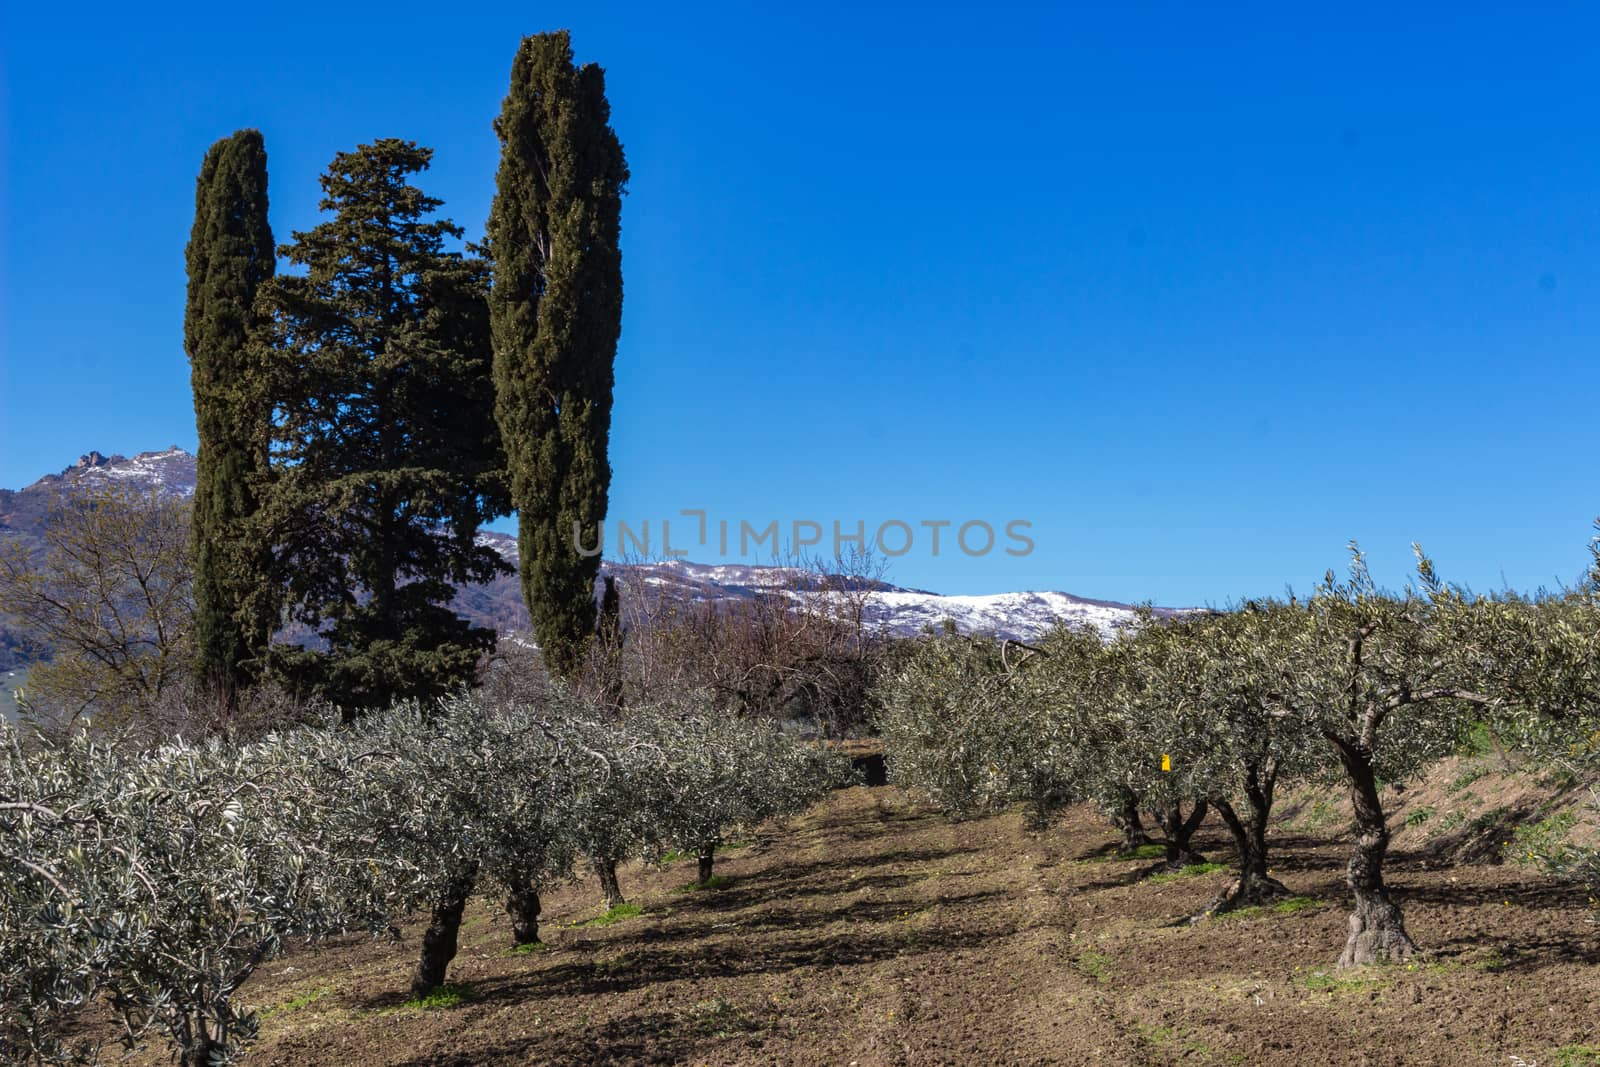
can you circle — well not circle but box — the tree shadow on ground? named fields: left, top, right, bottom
left=429, top=912, right=1015, bottom=1008
left=598, top=887, right=1011, bottom=949
left=393, top=1007, right=712, bottom=1067
left=1396, top=876, right=1590, bottom=912
left=1427, top=932, right=1600, bottom=973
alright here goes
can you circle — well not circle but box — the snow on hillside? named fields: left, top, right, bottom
left=863, top=589, right=1144, bottom=640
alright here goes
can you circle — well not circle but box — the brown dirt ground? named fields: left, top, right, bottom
left=115, top=778, right=1600, bottom=1067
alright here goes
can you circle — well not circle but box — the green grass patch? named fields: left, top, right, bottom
left=1272, top=895, right=1321, bottom=915
left=674, top=874, right=732, bottom=893
left=400, top=983, right=476, bottom=1011
left=1148, top=862, right=1227, bottom=884
left=1292, top=799, right=1340, bottom=831
left=1553, top=1045, right=1600, bottom=1066
left=260, top=984, right=332, bottom=1018
left=1215, top=895, right=1323, bottom=922
left=659, top=841, right=746, bottom=865
left=575, top=902, right=643, bottom=927
left=1076, top=948, right=1112, bottom=981
left=1135, top=1022, right=1243, bottom=1063
left=1294, top=970, right=1386, bottom=994
left=508, top=940, right=550, bottom=955
left=1403, top=806, right=1435, bottom=829
left=1471, top=949, right=1511, bottom=973
left=1088, top=842, right=1166, bottom=862
left=1446, top=766, right=1488, bottom=794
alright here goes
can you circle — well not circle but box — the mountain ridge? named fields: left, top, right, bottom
left=0, top=449, right=1188, bottom=670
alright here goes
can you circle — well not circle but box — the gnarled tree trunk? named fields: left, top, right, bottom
left=595, top=857, right=625, bottom=909
left=1195, top=795, right=1294, bottom=920
left=506, top=882, right=542, bottom=947
left=1332, top=736, right=1417, bottom=968
left=1110, top=788, right=1152, bottom=853
left=1154, top=800, right=1209, bottom=871
left=414, top=867, right=477, bottom=996
left=697, top=841, right=716, bottom=885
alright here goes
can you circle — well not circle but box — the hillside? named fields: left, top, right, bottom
left=0, top=448, right=1187, bottom=670
left=93, top=754, right=1599, bottom=1067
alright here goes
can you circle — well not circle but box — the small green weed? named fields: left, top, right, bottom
left=1215, top=895, right=1321, bottom=922
left=1553, top=1045, right=1600, bottom=1066
left=684, top=995, right=758, bottom=1037
left=508, top=940, right=550, bottom=955
left=1085, top=843, right=1165, bottom=863
left=1273, top=896, right=1321, bottom=915
left=1294, top=970, right=1386, bottom=994
left=675, top=874, right=732, bottom=893
left=1446, top=766, right=1488, bottom=794
left=1149, top=862, right=1227, bottom=884
left=1403, top=806, right=1435, bottom=829
left=260, top=984, right=332, bottom=1018
left=1077, top=948, right=1112, bottom=980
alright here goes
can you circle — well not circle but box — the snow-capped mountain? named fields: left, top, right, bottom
left=0, top=448, right=1186, bottom=667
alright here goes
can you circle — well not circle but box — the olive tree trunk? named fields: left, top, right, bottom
left=1197, top=796, right=1295, bottom=920
left=413, top=868, right=477, bottom=995
left=595, top=857, right=626, bottom=909
left=1154, top=800, right=1209, bottom=870
left=697, top=841, right=716, bottom=885
left=506, top=883, right=542, bottom=947
left=1111, top=788, right=1152, bottom=853
left=1332, top=736, right=1418, bottom=967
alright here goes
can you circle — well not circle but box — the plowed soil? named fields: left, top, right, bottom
left=120, top=784, right=1600, bottom=1066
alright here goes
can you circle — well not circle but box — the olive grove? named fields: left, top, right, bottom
left=877, top=542, right=1600, bottom=965
left=0, top=691, right=849, bottom=1065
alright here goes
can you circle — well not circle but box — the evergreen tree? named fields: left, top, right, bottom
left=488, top=31, right=628, bottom=680
left=185, top=129, right=276, bottom=705
left=257, top=139, right=508, bottom=712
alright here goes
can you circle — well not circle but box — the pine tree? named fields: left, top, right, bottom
left=185, top=129, right=275, bottom=704
left=488, top=31, right=628, bottom=680
left=257, top=139, right=509, bottom=712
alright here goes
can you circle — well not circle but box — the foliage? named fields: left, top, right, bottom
left=489, top=31, right=628, bottom=680
left=257, top=138, right=508, bottom=712
left=0, top=682, right=849, bottom=1064
left=0, top=485, right=193, bottom=732
left=875, top=538, right=1600, bottom=963
left=185, top=129, right=276, bottom=703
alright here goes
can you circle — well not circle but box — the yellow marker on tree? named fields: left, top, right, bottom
left=1160, top=753, right=1171, bottom=772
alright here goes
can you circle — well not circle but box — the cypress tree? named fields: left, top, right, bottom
left=488, top=31, right=628, bottom=680
left=257, top=139, right=509, bottom=712
left=185, top=129, right=276, bottom=705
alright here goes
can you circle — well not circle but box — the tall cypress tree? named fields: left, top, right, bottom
left=185, top=129, right=276, bottom=704
left=257, top=139, right=509, bottom=712
left=488, top=31, right=628, bottom=680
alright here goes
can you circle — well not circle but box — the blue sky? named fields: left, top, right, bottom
left=3, top=2, right=1598, bottom=604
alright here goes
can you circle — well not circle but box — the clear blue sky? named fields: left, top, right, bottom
left=3, top=2, right=1598, bottom=604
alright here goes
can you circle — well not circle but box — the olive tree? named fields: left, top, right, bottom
left=1277, top=546, right=1599, bottom=966
left=639, top=698, right=850, bottom=884
left=334, top=698, right=582, bottom=989
left=876, top=633, right=1068, bottom=822
left=1129, top=606, right=1331, bottom=914
left=1, top=724, right=136, bottom=1065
